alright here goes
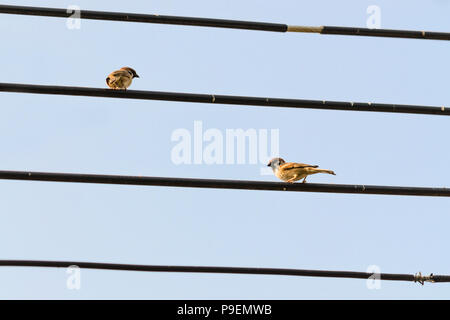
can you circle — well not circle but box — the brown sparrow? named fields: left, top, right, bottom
left=106, top=67, right=140, bottom=90
left=267, top=157, right=336, bottom=183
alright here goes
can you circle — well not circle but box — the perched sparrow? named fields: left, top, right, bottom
left=267, top=157, right=336, bottom=183
left=106, top=67, right=140, bottom=90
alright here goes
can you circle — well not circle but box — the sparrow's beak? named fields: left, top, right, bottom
left=267, top=163, right=271, bottom=167
left=135, top=75, right=140, bottom=78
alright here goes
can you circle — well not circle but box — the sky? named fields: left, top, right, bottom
left=0, top=0, right=449, bottom=299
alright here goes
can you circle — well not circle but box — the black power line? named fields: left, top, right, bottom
left=0, top=260, right=447, bottom=284
left=1, top=83, right=449, bottom=116
left=0, top=170, right=449, bottom=197
left=317, top=26, right=450, bottom=41
left=1, top=4, right=450, bottom=41
left=0, top=4, right=287, bottom=32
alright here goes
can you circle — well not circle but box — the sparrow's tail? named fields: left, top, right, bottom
left=314, top=168, right=336, bottom=175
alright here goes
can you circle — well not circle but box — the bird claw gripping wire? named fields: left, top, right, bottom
left=414, top=272, right=435, bottom=285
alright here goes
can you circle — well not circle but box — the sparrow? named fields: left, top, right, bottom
left=267, top=157, right=336, bottom=183
left=106, top=67, right=140, bottom=90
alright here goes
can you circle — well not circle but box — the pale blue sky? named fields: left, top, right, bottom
left=0, top=0, right=449, bottom=299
